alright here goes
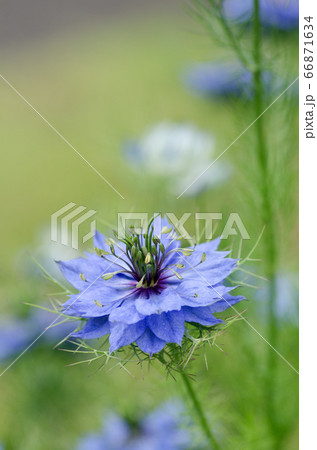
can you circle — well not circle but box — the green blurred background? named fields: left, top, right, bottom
left=0, top=1, right=298, bottom=449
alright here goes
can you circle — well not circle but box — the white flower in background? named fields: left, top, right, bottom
left=123, top=122, right=232, bottom=197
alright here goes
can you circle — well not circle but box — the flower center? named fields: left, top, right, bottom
left=121, top=221, right=168, bottom=288
left=97, top=216, right=195, bottom=290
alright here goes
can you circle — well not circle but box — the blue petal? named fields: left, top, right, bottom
left=109, top=321, right=146, bottom=353
left=209, top=293, right=245, bottom=313
left=181, top=258, right=237, bottom=285
left=62, top=285, right=128, bottom=318
left=147, top=310, right=184, bottom=345
left=179, top=249, right=236, bottom=271
left=93, top=232, right=131, bottom=269
left=57, top=258, right=98, bottom=290
left=176, top=280, right=235, bottom=307
left=170, top=241, right=237, bottom=285
left=72, top=316, right=110, bottom=339
left=109, top=298, right=145, bottom=324
left=93, top=230, right=107, bottom=250
left=57, top=253, right=131, bottom=290
left=85, top=252, right=131, bottom=272
left=135, top=328, right=167, bottom=355
left=152, top=215, right=180, bottom=253
left=183, top=306, right=223, bottom=326
left=135, top=288, right=182, bottom=316
left=195, top=238, right=221, bottom=252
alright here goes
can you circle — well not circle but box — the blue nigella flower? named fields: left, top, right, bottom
left=29, top=308, right=77, bottom=344
left=0, top=309, right=76, bottom=363
left=58, top=216, right=244, bottom=355
left=77, top=400, right=191, bottom=450
left=123, top=122, right=231, bottom=197
left=183, top=61, right=278, bottom=100
left=0, top=317, right=33, bottom=363
left=223, top=0, right=299, bottom=31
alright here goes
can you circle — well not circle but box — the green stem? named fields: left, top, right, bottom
left=253, top=0, right=279, bottom=442
left=218, top=11, right=250, bottom=69
left=180, top=371, right=220, bottom=449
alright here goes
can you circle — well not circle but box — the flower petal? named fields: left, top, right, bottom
left=72, top=316, right=110, bottom=339
left=135, top=328, right=167, bottom=355
left=93, top=231, right=131, bottom=267
left=152, top=215, right=180, bottom=254
left=176, top=280, right=235, bottom=307
left=180, top=255, right=237, bottom=281
left=147, top=310, right=184, bottom=345
left=195, top=238, right=221, bottom=252
left=135, top=288, right=182, bottom=316
left=57, top=253, right=131, bottom=290
left=209, top=293, right=245, bottom=313
left=93, top=230, right=107, bottom=250
left=62, top=285, right=127, bottom=318
left=109, top=321, right=146, bottom=353
left=109, top=298, right=145, bottom=325
left=183, top=306, right=222, bottom=326
left=57, top=258, right=99, bottom=290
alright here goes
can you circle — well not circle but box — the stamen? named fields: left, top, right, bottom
left=79, top=273, right=86, bottom=281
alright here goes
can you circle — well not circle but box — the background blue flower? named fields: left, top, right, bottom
left=183, top=61, right=261, bottom=99
left=0, top=317, right=33, bottom=363
left=183, top=61, right=297, bottom=101
left=0, top=310, right=76, bottom=364
left=223, top=0, right=299, bottom=31
left=77, top=401, right=191, bottom=450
